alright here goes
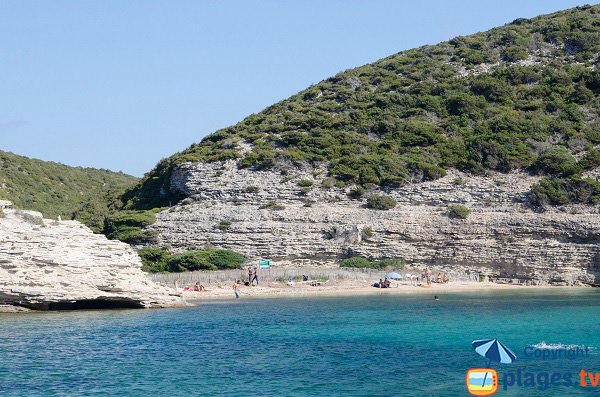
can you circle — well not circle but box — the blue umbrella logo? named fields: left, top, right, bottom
left=472, top=338, right=517, bottom=365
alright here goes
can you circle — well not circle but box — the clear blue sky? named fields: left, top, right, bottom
left=0, top=0, right=592, bottom=177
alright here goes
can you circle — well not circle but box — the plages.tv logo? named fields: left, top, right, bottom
left=466, top=339, right=516, bottom=396
left=466, top=368, right=498, bottom=396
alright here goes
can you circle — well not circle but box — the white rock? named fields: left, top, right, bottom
left=0, top=204, right=184, bottom=310
left=148, top=161, right=600, bottom=286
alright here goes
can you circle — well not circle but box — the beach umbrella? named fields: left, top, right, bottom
left=472, top=339, right=516, bottom=364
left=385, top=272, right=403, bottom=280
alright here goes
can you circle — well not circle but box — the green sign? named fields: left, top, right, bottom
left=259, top=260, right=270, bottom=269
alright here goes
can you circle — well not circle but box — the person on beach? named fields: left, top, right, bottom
left=233, top=280, right=241, bottom=299
left=411, top=274, right=417, bottom=286
left=443, top=273, right=449, bottom=284
left=437, top=273, right=442, bottom=284
left=248, top=267, right=254, bottom=286
left=378, top=278, right=384, bottom=288
left=426, top=268, right=432, bottom=286
left=252, top=265, right=259, bottom=286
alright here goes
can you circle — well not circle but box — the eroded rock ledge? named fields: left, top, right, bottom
left=148, top=160, right=600, bottom=286
left=0, top=204, right=183, bottom=310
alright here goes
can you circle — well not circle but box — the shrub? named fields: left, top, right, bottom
left=297, top=179, right=314, bottom=187
left=366, top=194, right=397, bottom=210
left=530, top=176, right=600, bottom=206
left=373, top=258, right=405, bottom=269
left=104, top=209, right=160, bottom=243
left=533, top=147, right=581, bottom=177
left=166, top=249, right=245, bottom=272
left=322, top=226, right=337, bottom=240
left=215, top=221, right=232, bottom=232
left=20, top=212, right=44, bottom=225
left=340, top=256, right=404, bottom=269
left=321, top=178, right=335, bottom=189
left=243, top=186, right=260, bottom=193
left=339, top=257, right=371, bottom=268
left=452, top=177, right=465, bottom=186
left=167, top=251, right=217, bottom=272
left=208, top=249, right=246, bottom=269
left=361, top=226, right=373, bottom=240
left=347, top=187, right=365, bottom=199
left=138, top=247, right=171, bottom=273
left=299, top=187, right=311, bottom=195
left=448, top=204, right=471, bottom=219
left=108, top=227, right=158, bottom=244
left=259, top=200, right=285, bottom=210
left=579, top=149, right=600, bottom=170
left=107, top=210, right=157, bottom=228
left=0, top=208, right=5, bottom=219
left=180, top=198, right=194, bottom=205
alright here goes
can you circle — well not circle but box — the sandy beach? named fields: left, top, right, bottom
left=181, top=280, right=588, bottom=302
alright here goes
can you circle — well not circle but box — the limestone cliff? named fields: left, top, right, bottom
left=0, top=203, right=183, bottom=310
left=146, top=160, right=600, bottom=286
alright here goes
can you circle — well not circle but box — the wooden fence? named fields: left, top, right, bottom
left=149, top=267, right=480, bottom=286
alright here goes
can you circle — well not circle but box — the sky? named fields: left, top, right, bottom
left=0, top=0, right=593, bottom=177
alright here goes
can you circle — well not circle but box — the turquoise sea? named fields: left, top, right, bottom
left=1, top=290, right=600, bottom=396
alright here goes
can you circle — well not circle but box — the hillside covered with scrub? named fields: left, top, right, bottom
left=0, top=150, right=138, bottom=232
left=123, top=4, right=600, bottom=210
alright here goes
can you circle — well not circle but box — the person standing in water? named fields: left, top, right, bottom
left=233, top=280, right=241, bottom=299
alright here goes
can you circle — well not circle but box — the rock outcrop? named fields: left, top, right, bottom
left=147, top=160, right=600, bottom=286
left=0, top=204, right=183, bottom=310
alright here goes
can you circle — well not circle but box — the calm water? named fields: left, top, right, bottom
left=1, top=290, right=600, bottom=396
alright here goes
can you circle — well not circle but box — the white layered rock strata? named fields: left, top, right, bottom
left=148, top=160, right=600, bottom=286
left=0, top=206, right=183, bottom=310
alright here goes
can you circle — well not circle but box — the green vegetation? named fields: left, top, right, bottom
left=243, top=186, right=260, bottom=193
left=366, top=194, right=397, bottom=210
left=216, top=220, right=232, bottom=232
left=340, top=256, right=405, bottom=269
left=361, top=226, right=374, bottom=240
left=138, top=247, right=246, bottom=273
left=447, top=204, right=471, bottom=219
left=19, top=211, right=44, bottom=226
left=103, top=209, right=161, bottom=244
left=138, top=247, right=171, bottom=273
left=121, top=5, right=600, bottom=210
left=580, top=149, right=600, bottom=170
left=259, top=200, right=286, bottom=210
left=532, top=147, right=580, bottom=176
left=297, top=179, right=314, bottom=187
left=166, top=249, right=246, bottom=272
left=347, top=186, right=366, bottom=199
left=530, top=176, right=600, bottom=206
left=299, top=186, right=311, bottom=195
left=0, top=150, right=137, bottom=230
left=0, top=208, right=5, bottom=218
